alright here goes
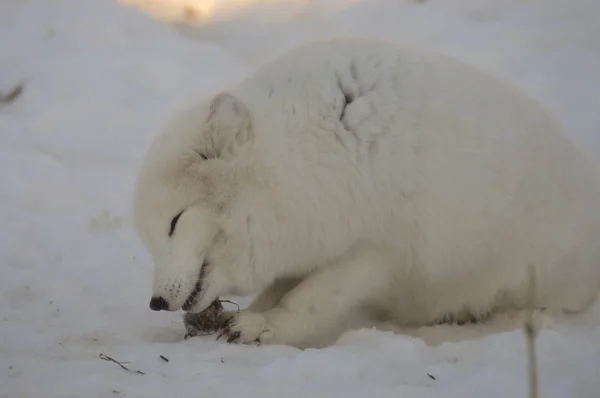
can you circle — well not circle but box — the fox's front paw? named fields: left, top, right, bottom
left=217, top=310, right=273, bottom=345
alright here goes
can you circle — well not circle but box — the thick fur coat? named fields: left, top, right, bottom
left=133, top=37, right=600, bottom=348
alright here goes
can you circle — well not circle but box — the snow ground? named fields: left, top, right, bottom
left=1, top=0, right=600, bottom=397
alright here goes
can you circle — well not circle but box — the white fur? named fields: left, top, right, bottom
left=133, top=37, right=600, bottom=348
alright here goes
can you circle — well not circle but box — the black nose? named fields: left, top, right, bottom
left=149, top=296, right=169, bottom=311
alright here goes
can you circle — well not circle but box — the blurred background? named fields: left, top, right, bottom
left=1, top=1, right=599, bottom=397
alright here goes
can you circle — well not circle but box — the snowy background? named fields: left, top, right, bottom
left=2, top=0, right=600, bottom=397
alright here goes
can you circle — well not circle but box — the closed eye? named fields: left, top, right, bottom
left=169, top=211, right=183, bottom=237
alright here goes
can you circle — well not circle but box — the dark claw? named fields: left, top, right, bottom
left=221, top=317, right=233, bottom=329
left=216, top=317, right=234, bottom=340
left=227, top=331, right=241, bottom=343
left=217, top=327, right=230, bottom=340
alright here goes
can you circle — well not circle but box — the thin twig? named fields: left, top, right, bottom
left=218, top=299, right=240, bottom=312
left=159, top=355, right=169, bottom=362
left=99, top=354, right=145, bottom=375
left=0, top=83, right=24, bottom=104
left=524, top=265, right=539, bottom=398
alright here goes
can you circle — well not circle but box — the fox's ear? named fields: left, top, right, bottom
left=206, top=92, right=253, bottom=158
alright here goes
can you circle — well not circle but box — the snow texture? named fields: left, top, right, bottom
left=1, top=0, right=600, bottom=397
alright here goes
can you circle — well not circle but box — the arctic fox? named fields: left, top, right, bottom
left=133, top=37, right=600, bottom=348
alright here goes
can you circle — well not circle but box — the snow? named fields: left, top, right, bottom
left=1, top=0, right=600, bottom=397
